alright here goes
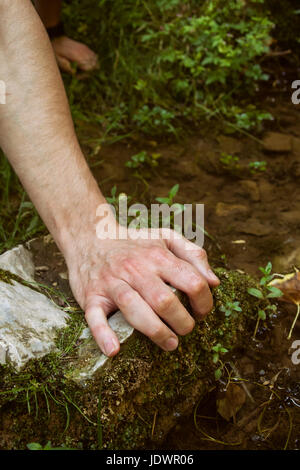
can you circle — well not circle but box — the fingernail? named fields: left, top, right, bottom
left=104, top=338, right=118, bottom=356
left=208, top=269, right=219, bottom=282
left=165, top=337, right=178, bottom=351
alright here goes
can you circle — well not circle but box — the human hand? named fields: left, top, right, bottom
left=65, top=226, right=219, bottom=357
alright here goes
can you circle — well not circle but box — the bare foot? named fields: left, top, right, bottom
left=51, top=36, right=99, bottom=74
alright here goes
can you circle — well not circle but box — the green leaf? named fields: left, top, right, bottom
left=258, top=310, right=266, bottom=321
left=265, top=262, right=272, bottom=275
left=247, top=287, right=263, bottom=299
left=169, top=184, right=179, bottom=199
left=27, top=442, right=43, bottom=450
left=215, top=368, right=222, bottom=380
left=266, top=286, right=283, bottom=298
left=155, top=197, right=169, bottom=204
left=212, top=352, right=219, bottom=364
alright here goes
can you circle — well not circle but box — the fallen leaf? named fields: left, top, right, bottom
left=269, top=271, right=300, bottom=339
left=269, top=271, right=300, bottom=304
left=217, top=383, right=246, bottom=422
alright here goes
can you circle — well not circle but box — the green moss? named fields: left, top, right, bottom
left=0, top=268, right=274, bottom=450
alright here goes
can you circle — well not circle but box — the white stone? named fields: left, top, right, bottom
left=71, top=311, right=134, bottom=382
left=0, top=245, right=135, bottom=377
left=0, top=245, right=69, bottom=370
left=0, top=279, right=69, bottom=370
left=0, top=245, right=35, bottom=282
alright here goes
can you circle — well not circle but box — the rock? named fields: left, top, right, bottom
left=262, top=132, right=292, bottom=153
left=70, top=312, right=134, bottom=382
left=0, top=249, right=69, bottom=370
left=239, top=180, right=260, bottom=202
left=235, top=218, right=273, bottom=236
left=216, top=202, right=248, bottom=217
left=0, top=244, right=264, bottom=450
left=0, top=246, right=135, bottom=373
left=0, top=245, right=35, bottom=282
left=217, top=383, right=246, bottom=421
left=279, top=211, right=300, bottom=225
left=59, top=271, right=68, bottom=280
left=258, top=179, right=276, bottom=202
left=292, top=137, right=300, bottom=154
left=217, top=135, right=243, bottom=154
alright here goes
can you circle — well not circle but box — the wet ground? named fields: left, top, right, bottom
left=28, top=58, right=300, bottom=450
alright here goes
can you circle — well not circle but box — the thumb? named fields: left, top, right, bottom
left=85, top=295, right=120, bottom=357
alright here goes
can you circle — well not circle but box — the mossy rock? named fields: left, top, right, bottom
left=0, top=268, right=267, bottom=450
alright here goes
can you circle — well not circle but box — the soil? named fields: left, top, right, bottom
left=14, top=58, right=300, bottom=450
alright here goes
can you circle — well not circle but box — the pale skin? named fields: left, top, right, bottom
left=0, top=0, right=219, bottom=358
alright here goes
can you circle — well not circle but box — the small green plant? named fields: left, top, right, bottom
left=62, top=0, right=274, bottom=138
left=132, top=106, right=176, bottom=135
left=125, top=150, right=161, bottom=169
left=219, top=153, right=240, bottom=172
left=154, top=184, right=185, bottom=233
left=155, top=183, right=181, bottom=206
left=247, top=262, right=282, bottom=338
left=220, top=300, right=242, bottom=319
left=27, top=441, right=76, bottom=451
left=248, top=161, right=267, bottom=174
left=211, top=343, right=229, bottom=380
left=106, top=186, right=132, bottom=209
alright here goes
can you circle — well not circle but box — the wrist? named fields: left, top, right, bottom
left=57, top=199, right=119, bottom=264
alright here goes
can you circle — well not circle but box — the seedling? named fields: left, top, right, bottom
left=220, top=300, right=242, bottom=319
left=125, top=150, right=161, bottom=169
left=27, top=441, right=76, bottom=451
left=247, top=262, right=282, bottom=338
left=248, top=161, right=267, bottom=174
left=155, top=184, right=185, bottom=232
left=155, top=184, right=181, bottom=206
left=211, top=343, right=229, bottom=380
left=219, top=153, right=240, bottom=172
left=106, top=186, right=132, bottom=212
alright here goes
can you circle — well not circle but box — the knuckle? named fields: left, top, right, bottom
left=194, top=248, right=207, bottom=262
left=180, top=317, right=195, bottom=336
left=121, top=257, right=137, bottom=274
left=189, top=276, right=205, bottom=295
left=150, top=246, right=167, bottom=262
left=155, top=292, right=174, bottom=312
left=115, top=286, right=135, bottom=306
left=148, top=324, right=166, bottom=342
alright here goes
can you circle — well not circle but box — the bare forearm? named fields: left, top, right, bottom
left=0, top=1, right=219, bottom=358
left=0, top=0, right=108, bottom=257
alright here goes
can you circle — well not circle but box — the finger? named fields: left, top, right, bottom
left=163, top=230, right=220, bottom=287
left=85, top=295, right=120, bottom=357
left=129, top=274, right=195, bottom=336
left=56, top=55, right=75, bottom=75
left=107, top=280, right=179, bottom=352
left=156, top=248, right=214, bottom=318
left=79, top=54, right=99, bottom=72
